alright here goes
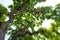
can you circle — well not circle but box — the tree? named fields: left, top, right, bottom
left=0, top=0, right=60, bottom=40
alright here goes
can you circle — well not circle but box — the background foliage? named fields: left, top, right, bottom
left=0, top=0, right=60, bottom=40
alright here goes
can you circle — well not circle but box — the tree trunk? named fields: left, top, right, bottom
left=0, top=29, right=4, bottom=40
left=0, top=5, right=24, bottom=40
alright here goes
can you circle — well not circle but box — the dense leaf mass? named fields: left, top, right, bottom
left=0, top=0, right=60, bottom=40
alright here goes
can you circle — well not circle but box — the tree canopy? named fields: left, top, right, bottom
left=0, top=0, right=60, bottom=40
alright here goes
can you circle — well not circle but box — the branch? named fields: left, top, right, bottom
left=12, top=26, right=28, bottom=40
left=17, top=30, right=40, bottom=37
left=1, top=5, right=25, bottom=31
left=0, top=2, right=33, bottom=31
left=12, top=20, right=31, bottom=40
left=12, top=30, right=40, bottom=40
left=0, top=10, right=3, bottom=18
left=12, top=21, right=40, bottom=40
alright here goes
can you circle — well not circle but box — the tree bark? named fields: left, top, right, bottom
left=0, top=29, right=4, bottom=40
left=0, top=5, right=25, bottom=40
left=0, top=9, right=18, bottom=40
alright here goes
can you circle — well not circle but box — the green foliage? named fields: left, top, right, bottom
left=0, top=4, right=8, bottom=22
left=13, top=0, right=46, bottom=6
left=0, top=0, right=60, bottom=40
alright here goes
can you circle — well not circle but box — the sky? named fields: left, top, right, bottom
left=0, top=0, right=13, bottom=11
left=0, top=0, right=60, bottom=40
left=34, top=0, right=60, bottom=8
left=0, top=0, right=60, bottom=11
